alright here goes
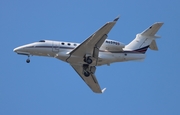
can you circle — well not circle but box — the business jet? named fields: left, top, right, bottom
left=13, top=17, right=163, bottom=93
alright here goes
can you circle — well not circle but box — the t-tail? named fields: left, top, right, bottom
left=124, top=22, right=164, bottom=53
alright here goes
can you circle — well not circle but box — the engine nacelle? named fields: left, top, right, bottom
left=100, top=39, right=125, bottom=51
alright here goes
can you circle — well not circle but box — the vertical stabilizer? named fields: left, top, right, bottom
left=124, top=22, right=163, bottom=53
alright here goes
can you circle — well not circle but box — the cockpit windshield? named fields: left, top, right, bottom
left=39, top=40, right=45, bottom=42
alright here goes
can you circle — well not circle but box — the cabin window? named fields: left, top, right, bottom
left=68, top=43, right=71, bottom=46
left=39, top=40, right=45, bottom=42
left=61, top=43, right=64, bottom=45
left=74, top=44, right=77, bottom=46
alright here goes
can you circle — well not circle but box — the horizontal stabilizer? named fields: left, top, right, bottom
left=149, top=40, right=158, bottom=51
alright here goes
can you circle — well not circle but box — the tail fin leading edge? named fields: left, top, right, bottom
left=124, top=22, right=164, bottom=53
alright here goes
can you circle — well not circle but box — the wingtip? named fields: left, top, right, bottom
left=152, top=22, right=164, bottom=27
left=101, top=88, right=106, bottom=93
left=113, top=16, right=120, bottom=22
left=156, top=22, right=164, bottom=24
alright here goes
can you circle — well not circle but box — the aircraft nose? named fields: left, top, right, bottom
left=13, top=44, right=35, bottom=53
left=13, top=48, right=18, bottom=52
left=13, top=46, right=24, bottom=52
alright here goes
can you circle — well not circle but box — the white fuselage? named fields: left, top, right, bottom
left=14, top=39, right=146, bottom=66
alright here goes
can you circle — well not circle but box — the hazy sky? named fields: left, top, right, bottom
left=1, top=0, right=180, bottom=115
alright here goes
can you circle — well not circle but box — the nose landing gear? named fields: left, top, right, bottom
left=26, top=59, right=30, bottom=63
left=26, top=55, right=30, bottom=63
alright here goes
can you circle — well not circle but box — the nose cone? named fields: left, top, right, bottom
left=13, top=46, right=23, bottom=52
left=13, top=45, right=28, bottom=54
left=13, top=47, right=19, bottom=52
left=13, top=43, right=34, bottom=55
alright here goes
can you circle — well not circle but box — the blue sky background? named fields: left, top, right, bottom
left=0, top=0, right=180, bottom=115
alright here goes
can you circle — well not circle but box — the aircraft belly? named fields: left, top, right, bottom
left=97, top=52, right=119, bottom=65
left=67, top=56, right=96, bottom=65
left=97, top=52, right=145, bottom=65
left=55, top=51, right=70, bottom=61
left=124, top=53, right=146, bottom=61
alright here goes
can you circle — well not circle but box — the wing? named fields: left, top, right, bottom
left=67, top=17, right=119, bottom=62
left=71, top=64, right=106, bottom=93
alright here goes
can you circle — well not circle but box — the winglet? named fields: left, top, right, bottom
left=113, top=16, right=120, bottom=22
left=101, top=88, right=106, bottom=93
